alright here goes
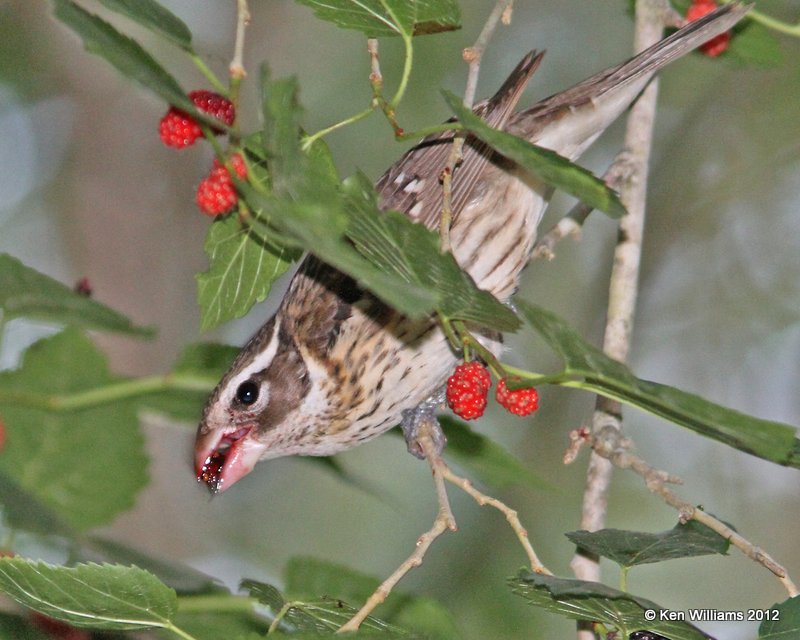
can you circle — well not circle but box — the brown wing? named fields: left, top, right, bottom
left=375, top=50, right=544, bottom=231
left=280, top=256, right=364, bottom=360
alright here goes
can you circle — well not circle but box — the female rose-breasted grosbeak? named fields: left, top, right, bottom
left=195, top=4, right=747, bottom=493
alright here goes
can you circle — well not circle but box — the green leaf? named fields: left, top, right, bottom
left=247, top=188, right=442, bottom=318
left=284, top=554, right=383, bottom=606
left=172, top=608, right=267, bottom=640
left=0, top=559, right=177, bottom=632
left=285, top=556, right=460, bottom=639
left=261, top=72, right=313, bottom=198
left=0, top=329, right=148, bottom=531
left=249, top=70, right=439, bottom=319
left=412, top=0, right=461, bottom=35
left=437, top=417, right=548, bottom=490
left=1, top=473, right=220, bottom=594
left=0, top=468, right=78, bottom=539
left=293, top=0, right=414, bottom=37
left=52, top=0, right=190, bottom=110
left=510, top=571, right=712, bottom=640
left=171, top=342, right=241, bottom=377
left=294, top=0, right=460, bottom=37
left=760, top=596, right=800, bottom=639
left=0, top=613, right=51, bottom=639
left=0, top=254, right=153, bottom=336
left=241, top=580, right=285, bottom=616
left=244, top=578, right=418, bottom=637
left=258, top=70, right=341, bottom=204
left=239, top=70, right=517, bottom=331
left=80, top=537, right=222, bottom=594
left=344, top=173, right=520, bottom=331
left=442, top=90, right=626, bottom=219
left=196, top=215, right=298, bottom=332
left=517, top=301, right=800, bottom=468
left=565, top=521, right=730, bottom=568
left=135, top=342, right=237, bottom=421
left=95, top=0, right=193, bottom=50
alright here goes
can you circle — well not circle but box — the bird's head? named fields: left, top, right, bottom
left=194, top=316, right=319, bottom=493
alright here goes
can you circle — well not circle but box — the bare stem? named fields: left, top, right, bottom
left=365, top=39, right=403, bottom=135
left=462, top=0, right=515, bottom=109
left=532, top=153, right=634, bottom=261
left=440, top=0, right=514, bottom=251
left=337, top=419, right=456, bottom=633
left=591, top=427, right=800, bottom=598
left=230, top=0, right=250, bottom=81
left=691, top=510, right=799, bottom=597
left=570, top=0, right=667, bottom=606
left=368, top=38, right=381, bottom=88
left=664, top=4, right=685, bottom=29
left=442, top=465, right=552, bottom=575
left=438, top=148, right=460, bottom=253
left=337, top=408, right=551, bottom=632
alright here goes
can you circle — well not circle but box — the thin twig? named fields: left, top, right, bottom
left=570, top=0, right=668, bottom=608
left=368, top=38, right=381, bottom=88
left=439, top=163, right=456, bottom=252
left=337, top=419, right=456, bottom=633
left=563, top=427, right=592, bottom=465
left=532, top=153, right=633, bottom=261
left=463, top=0, right=515, bottom=109
left=664, top=5, right=685, bottom=29
left=225, top=0, right=250, bottom=137
left=691, top=510, right=799, bottom=597
left=590, top=427, right=800, bottom=598
left=230, top=0, right=250, bottom=80
left=441, top=465, right=553, bottom=575
left=720, top=0, right=800, bottom=37
left=300, top=40, right=384, bottom=150
left=366, top=39, right=402, bottom=134
left=440, top=0, right=514, bottom=251
left=338, top=407, right=552, bottom=632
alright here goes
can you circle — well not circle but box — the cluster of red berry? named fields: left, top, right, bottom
left=446, top=361, right=539, bottom=420
left=158, top=90, right=246, bottom=216
left=686, top=0, right=732, bottom=57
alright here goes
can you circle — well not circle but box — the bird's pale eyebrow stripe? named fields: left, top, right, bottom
left=223, top=317, right=282, bottom=399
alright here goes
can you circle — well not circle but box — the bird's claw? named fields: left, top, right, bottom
left=401, top=388, right=447, bottom=459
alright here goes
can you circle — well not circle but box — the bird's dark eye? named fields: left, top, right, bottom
left=235, top=380, right=259, bottom=405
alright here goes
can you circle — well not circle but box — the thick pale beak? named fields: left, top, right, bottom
left=194, top=425, right=261, bottom=494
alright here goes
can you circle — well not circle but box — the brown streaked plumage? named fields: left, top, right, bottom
left=195, top=4, right=749, bottom=493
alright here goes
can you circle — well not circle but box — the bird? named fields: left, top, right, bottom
left=194, top=4, right=748, bottom=493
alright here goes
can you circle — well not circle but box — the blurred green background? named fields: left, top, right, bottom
left=1, top=1, right=799, bottom=638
